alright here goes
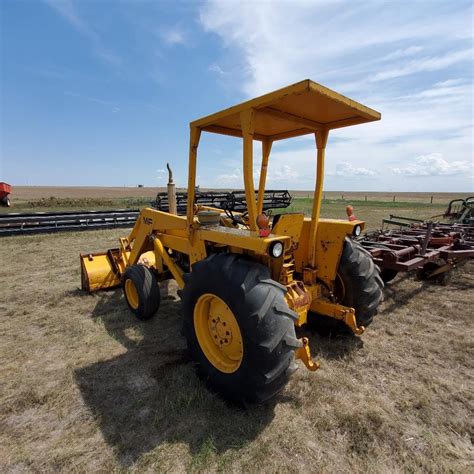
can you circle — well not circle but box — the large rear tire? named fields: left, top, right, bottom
left=310, top=237, right=384, bottom=333
left=182, top=253, right=300, bottom=406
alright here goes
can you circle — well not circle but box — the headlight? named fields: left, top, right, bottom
left=269, top=241, right=284, bottom=258
left=353, top=224, right=362, bottom=237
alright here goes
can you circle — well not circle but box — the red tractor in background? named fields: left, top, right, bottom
left=0, top=182, right=12, bottom=207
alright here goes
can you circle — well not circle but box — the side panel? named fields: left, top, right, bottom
left=294, top=218, right=365, bottom=285
left=197, top=226, right=291, bottom=254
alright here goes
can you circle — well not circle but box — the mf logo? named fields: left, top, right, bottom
left=143, top=217, right=153, bottom=225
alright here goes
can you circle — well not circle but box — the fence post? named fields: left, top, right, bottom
left=430, top=195, right=433, bottom=204
left=393, top=195, right=396, bottom=202
left=365, top=195, right=367, bottom=202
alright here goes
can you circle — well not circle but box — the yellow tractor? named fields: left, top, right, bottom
left=81, top=79, right=383, bottom=405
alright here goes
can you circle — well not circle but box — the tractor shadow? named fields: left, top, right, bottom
left=74, top=289, right=279, bottom=467
left=299, top=324, right=364, bottom=361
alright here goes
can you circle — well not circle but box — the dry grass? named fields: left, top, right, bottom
left=10, top=186, right=166, bottom=200
left=1, top=223, right=473, bottom=471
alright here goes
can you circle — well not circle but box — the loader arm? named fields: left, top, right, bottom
left=125, top=208, right=187, bottom=266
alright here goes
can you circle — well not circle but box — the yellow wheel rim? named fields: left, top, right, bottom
left=194, top=293, right=243, bottom=373
left=125, top=279, right=139, bottom=310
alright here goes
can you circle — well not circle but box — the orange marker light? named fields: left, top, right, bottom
left=346, top=205, right=356, bottom=222
left=256, top=213, right=271, bottom=237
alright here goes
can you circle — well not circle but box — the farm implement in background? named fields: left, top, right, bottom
left=0, top=209, right=140, bottom=237
left=152, top=189, right=292, bottom=216
left=359, top=213, right=474, bottom=283
left=439, top=196, right=474, bottom=225
left=0, top=182, right=12, bottom=207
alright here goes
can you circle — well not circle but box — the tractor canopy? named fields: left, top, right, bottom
left=191, top=79, right=381, bottom=141
left=186, top=79, right=381, bottom=270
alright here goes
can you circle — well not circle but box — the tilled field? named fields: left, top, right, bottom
left=1, top=229, right=473, bottom=472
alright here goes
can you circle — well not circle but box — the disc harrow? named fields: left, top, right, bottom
left=359, top=214, right=474, bottom=282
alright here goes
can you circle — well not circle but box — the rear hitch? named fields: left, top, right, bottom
left=343, top=309, right=365, bottom=335
left=295, top=337, right=320, bottom=371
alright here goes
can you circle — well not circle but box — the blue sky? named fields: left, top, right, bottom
left=1, top=0, right=473, bottom=191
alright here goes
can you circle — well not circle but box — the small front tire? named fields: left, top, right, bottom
left=123, top=265, right=160, bottom=320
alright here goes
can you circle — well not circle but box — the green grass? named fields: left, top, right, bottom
left=287, top=197, right=445, bottom=212
left=279, top=197, right=447, bottom=231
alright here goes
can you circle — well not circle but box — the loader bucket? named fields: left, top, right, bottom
left=81, top=249, right=122, bottom=292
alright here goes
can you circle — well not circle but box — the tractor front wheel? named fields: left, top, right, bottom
left=336, top=237, right=384, bottom=327
left=122, top=265, right=160, bottom=320
left=310, top=237, right=384, bottom=333
left=182, top=253, right=300, bottom=405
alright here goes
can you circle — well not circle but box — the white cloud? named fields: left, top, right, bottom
left=335, top=162, right=378, bottom=178
left=216, top=167, right=242, bottom=186
left=161, top=27, right=187, bottom=45
left=209, top=64, right=225, bottom=76
left=390, top=153, right=472, bottom=177
left=382, top=46, right=423, bottom=61
left=200, top=1, right=472, bottom=96
left=156, top=169, right=167, bottom=181
left=45, top=0, right=91, bottom=36
left=267, top=164, right=300, bottom=181
left=199, top=0, right=473, bottom=191
left=45, top=0, right=121, bottom=66
left=371, top=49, right=473, bottom=82
left=216, top=162, right=300, bottom=187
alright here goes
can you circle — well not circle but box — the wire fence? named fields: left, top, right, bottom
left=295, top=193, right=449, bottom=204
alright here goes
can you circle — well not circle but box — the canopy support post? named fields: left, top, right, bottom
left=187, top=126, right=202, bottom=233
left=241, top=109, right=258, bottom=231
left=256, top=138, right=273, bottom=215
left=309, top=129, right=329, bottom=268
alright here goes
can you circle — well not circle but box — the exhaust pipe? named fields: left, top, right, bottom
left=167, top=163, right=177, bottom=215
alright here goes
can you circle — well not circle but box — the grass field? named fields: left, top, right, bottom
left=2, top=187, right=465, bottom=235
left=2, top=186, right=467, bottom=215
left=1, top=195, right=473, bottom=471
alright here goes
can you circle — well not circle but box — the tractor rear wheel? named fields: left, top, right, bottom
left=181, top=253, right=300, bottom=406
left=123, top=265, right=160, bottom=320
left=310, top=237, right=384, bottom=333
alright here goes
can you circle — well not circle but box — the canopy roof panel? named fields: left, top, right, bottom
left=191, top=79, right=381, bottom=141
